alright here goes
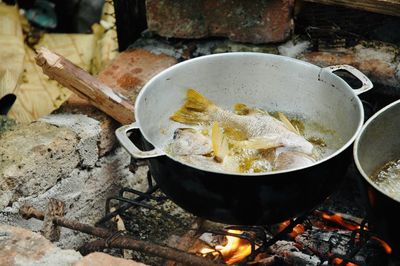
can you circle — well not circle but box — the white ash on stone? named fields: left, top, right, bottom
left=131, top=37, right=279, bottom=61
left=278, top=39, right=310, bottom=58
left=40, top=114, right=101, bottom=168
left=0, top=121, right=80, bottom=210
left=131, top=37, right=183, bottom=59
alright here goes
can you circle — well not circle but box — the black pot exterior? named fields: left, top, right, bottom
left=147, top=148, right=351, bottom=225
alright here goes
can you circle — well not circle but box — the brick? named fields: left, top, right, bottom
left=97, top=48, right=177, bottom=103
left=61, top=48, right=177, bottom=108
left=146, top=0, right=294, bottom=44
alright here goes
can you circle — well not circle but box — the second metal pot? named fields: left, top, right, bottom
left=354, top=99, right=400, bottom=253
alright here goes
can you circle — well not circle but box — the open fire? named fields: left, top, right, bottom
left=195, top=210, right=392, bottom=265
left=200, top=230, right=252, bottom=265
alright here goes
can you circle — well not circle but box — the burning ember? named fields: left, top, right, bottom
left=276, top=220, right=305, bottom=238
left=200, top=230, right=252, bottom=265
left=197, top=211, right=392, bottom=265
left=316, top=211, right=392, bottom=255
left=316, top=211, right=364, bottom=231
left=332, top=257, right=358, bottom=266
left=371, top=236, right=392, bottom=254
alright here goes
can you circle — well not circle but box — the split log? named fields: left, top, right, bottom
left=19, top=205, right=223, bottom=266
left=35, top=47, right=134, bottom=125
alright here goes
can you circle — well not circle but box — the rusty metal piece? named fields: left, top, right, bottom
left=19, top=205, right=44, bottom=220
left=41, top=198, right=65, bottom=242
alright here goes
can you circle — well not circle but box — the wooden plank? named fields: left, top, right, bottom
left=303, top=0, right=400, bottom=17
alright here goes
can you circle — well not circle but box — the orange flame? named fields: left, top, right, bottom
left=200, top=230, right=252, bottom=265
left=371, top=236, right=392, bottom=254
left=216, top=230, right=252, bottom=265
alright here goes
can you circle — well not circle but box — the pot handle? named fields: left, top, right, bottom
left=323, top=65, right=373, bottom=95
left=115, top=122, right=165, bottom=159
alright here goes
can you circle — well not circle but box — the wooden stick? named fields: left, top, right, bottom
left=35, top=47, right=134, bottom=125
left=41, top=198, right=65, bottom=242
left=19, top=205, right=224, bottom=266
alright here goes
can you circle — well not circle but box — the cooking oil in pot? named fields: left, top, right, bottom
left=371, top=159, right=400, bottom=201
left=166, top=89, right=342, bottom=174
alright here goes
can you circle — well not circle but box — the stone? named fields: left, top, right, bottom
left=0, top=121, right=80, bottom=210
left=0, top=113, right=149, bottom=249
left=0, top=147, right=141, bottom=249
left=75, top=252, right=148, bottom=266
left=56, top=99, right=118, bottom=157
left=40, top=114, right=101, bottom=168
left=146, top=0, right=294, bottom=44
left=0, top=224, right=82, bottom=266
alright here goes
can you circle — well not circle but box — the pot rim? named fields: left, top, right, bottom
left=135, top=52, right=366, bottom=176
left=353, top=99, right=400, bottom=203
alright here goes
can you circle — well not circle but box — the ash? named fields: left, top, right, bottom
left=92, top=180, right=197, bottom=265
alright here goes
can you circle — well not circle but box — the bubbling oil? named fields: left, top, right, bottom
left=370, top=159, right=400, bottom=201
left=269, top=112, right=341, bottom=160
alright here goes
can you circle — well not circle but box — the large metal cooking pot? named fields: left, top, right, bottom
left=354, top=99, right=400, bottom=253
left=116, top=53, right=373, bottom=225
